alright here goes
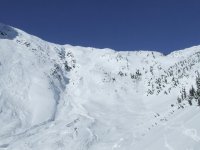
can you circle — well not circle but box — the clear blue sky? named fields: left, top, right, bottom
left=1, top=0, right=200, bottom=53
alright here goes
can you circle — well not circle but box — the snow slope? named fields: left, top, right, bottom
left=0, top=23, right=200, bottom=150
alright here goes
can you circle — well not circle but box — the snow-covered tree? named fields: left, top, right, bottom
left=196, top=74, right=200, bottom=106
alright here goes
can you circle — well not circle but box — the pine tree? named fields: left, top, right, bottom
left=198, top=99, right=200, bottom=106
left=196, top=73, right=200, bottom=106
left=189, top=86, right=195, bottom=97
left=182, top=88, right=187, bottom=99
left=188, top=97, right=192, bottom=106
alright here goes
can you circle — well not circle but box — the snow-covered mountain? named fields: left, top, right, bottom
left=0, top=23, right=200, bottom=150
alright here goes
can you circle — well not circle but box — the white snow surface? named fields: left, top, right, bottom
left=0, top=23, right=200, bottom=150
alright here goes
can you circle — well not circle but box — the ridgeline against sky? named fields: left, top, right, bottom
left=1, top=0, right=200, bottom=54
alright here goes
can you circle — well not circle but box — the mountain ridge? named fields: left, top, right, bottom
left=1, top=22, right=200, bottom=56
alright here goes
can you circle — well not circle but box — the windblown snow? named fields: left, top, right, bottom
left=0, top=23, right=200, bottom=150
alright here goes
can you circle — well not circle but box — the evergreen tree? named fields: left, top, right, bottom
left=189, top=86, right=195, bottom=97
left=198, top=99, right=200, bottom=106
left=182, top=88, right=187, bottom=99
left=188, top=97, right=192, bottom=106
left=196, top=73, right=200, bottom=106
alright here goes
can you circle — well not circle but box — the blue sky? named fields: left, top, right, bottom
left=1, top=0, right=200, bottom=53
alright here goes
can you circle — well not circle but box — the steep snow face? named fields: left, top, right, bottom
left=0, top=24, right=200, bottom=150
left=0, top=24, right=69, bottom=134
